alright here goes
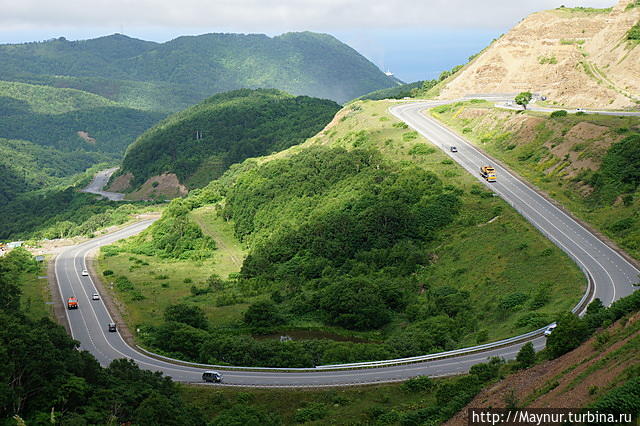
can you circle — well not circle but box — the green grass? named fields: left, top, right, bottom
left=431, top=101, right=640, bottom=261
left=99, top=99, right=584, bottom=355
left=19, top=259, right=53, bottom=320
left=99, top=210, right=247, bottom=329
left=180, top=382, right=437, bottom=425
left=188, top=206, right=246, bottom=279
left=0, top=80, right=117, bottom=114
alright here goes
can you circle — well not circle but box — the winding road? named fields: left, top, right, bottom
left=81, top=167, right=126, bottom=201
left=54, top=101, right=639, bottom=386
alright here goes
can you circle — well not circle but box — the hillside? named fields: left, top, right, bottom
left=439, top=0, right=640, bottom=109
left=0, top=80, right=165, bottom=154
left=99, top=99, right=584, bottom=368
left=0, top=32, right=398, bottom=105
left=115, top=89, right=341, bottom=196
left=432, top=101, right=640, bottom=261
left=447, top=291, right=640, bottom=424
left=0, top=138, right=106, bottom=205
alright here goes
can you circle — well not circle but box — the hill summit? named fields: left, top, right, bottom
left=439, top=0, right=640, bottom=109
left=0, top=32, right=397, bottom=106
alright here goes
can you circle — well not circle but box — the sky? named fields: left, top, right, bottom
left=0, top=0, right=616, bottom=82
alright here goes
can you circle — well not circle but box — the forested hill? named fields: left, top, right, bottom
left=117, top=89, right=341, bottom=191
left=0, top=32, right=398, bottom=106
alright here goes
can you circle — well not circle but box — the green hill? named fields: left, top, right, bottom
left=0, top=32, right=397, bottom=105
left=0, top=80, right=165, bottom=154
left=118, top=89, right=340, bottom=190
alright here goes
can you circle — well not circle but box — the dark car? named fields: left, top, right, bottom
left=108, top=322, right=117, bottom=332
left=202, top=371, right=223, bottom=383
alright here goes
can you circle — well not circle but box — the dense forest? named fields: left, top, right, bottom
left=0, top=248, right=206, bottom=425
left=118, top=89, right=340, bottom=189
left=0, top=32, right=397, bottom=105
left=0, top=81, right=165, bottom=154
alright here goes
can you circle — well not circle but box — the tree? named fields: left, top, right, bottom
left=515, top=342, right=536, bottom=369
left=515, top=92, right=533, bottom=110
left=243, top=300, right=284, bottom=329
left=164, top=304, right=209, bottom=330
left=546, top=312, right=589, bottom=358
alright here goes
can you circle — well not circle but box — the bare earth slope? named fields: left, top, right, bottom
left=440, top=0, right=640, bottom=109
left=446, top=312, right=640, bottom=425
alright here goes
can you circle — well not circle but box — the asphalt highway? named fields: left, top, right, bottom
left=53, top=101, right=638, bottom=386
left=81, top=167, right=125, bottom=201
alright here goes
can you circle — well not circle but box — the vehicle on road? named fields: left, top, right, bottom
left=108, top=322, right=117, bottom=332
left=544, top=323, right=557, bottom=336
left=92, top=293, right=100, bottom=300
left=67, top=297, right=78, bottom=309
left=450, top=146, right=457, bottom=152
left=202, top=371, right=223, bottom=383
left=480, top=166, right=497, bottom=182
left=82, top=269, right=89, bottom=276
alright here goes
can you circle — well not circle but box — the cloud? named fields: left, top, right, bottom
left=0, top=0, right=617, bottom=32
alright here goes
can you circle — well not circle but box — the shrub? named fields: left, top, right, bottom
left=294, top=403, right=327, bottom=423
left=499, top=293, right=528, bottom=312
left=515, top=342, right=536, bottom=369
left=164, top=304, right=209, bottom=330
left=550, top=110, right=568, bottom=118
left=627, top=23, right=640, bottom=40
left=402, top=131, right=418, bottom=142
left=546, top=312, right=589, bottom=358
left=402, top=376, right=434, bottom=392
left=115, top=276, right=134, bottom=291
left=102, top=270, right=114, bottom=276
left=244, top=300, right=285, bottom=329
left=408, top=144, right=436, bottom=155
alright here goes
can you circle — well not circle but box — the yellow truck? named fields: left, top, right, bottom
left=480, top=166, right=496, bottom=182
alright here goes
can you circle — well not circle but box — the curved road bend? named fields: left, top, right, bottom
left=81, top=167, right=126, bottom=201
left=54, top=102, right=638, bottom=386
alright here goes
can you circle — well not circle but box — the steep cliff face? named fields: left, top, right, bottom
left=439, top=0, right=640, bottom=109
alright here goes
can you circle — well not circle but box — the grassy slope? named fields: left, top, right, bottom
left=98, top=208, right=248, bottom=328
left=300, top=101, right=584, bottom=343
left=0, top=80, right=117, bottom=114
left=18, top=259, right=53, bottom=320
left=180, top=381, right=439, bottom=425
left=431, top=101, right=640, bottom=260
left=100, top=100, right=584, bottom=344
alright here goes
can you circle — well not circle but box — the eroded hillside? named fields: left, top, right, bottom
left=439, top=0, right=640, bottom=109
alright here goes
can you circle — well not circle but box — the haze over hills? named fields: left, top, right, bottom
left=438, top=0, right=640, bottom=109
left=0, top=32, right=399, bottom=107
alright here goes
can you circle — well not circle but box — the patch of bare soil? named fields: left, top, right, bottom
left=108, top=172, right=133, bottom=192
left=439, top=0, right=640, bottom=109
left=445, top=313, right=640, bottom=426
left=126, top=173, right=188, bottom=201
left=77, top=131, right=96, bottom=144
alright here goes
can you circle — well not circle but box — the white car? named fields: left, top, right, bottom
left=82, top=269, right=89, bottom=276
left=544, top=323, right=557, bottom=337
left=92, top=293, right=100, bottom=300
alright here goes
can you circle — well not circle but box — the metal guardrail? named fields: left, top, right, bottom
left=132, top=272, right=593, bottom=373
left=127, top=101, right=599, bottom=373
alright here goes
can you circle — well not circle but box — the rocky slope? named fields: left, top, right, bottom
left=439, top=0, right=640, bottom=109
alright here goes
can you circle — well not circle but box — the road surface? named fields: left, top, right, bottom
left=54, top=101, right=638, bottom=387
left=81, top=167, right=126, bottom=201
left=495, top=102, right=640, bottom=117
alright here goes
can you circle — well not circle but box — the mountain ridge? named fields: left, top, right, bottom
left=0, top=31, right=397, bottom=105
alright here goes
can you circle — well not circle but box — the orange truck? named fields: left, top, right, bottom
left=480, top=166, right=496, bottom=182
left=67, top=297, right=78, bottom=309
